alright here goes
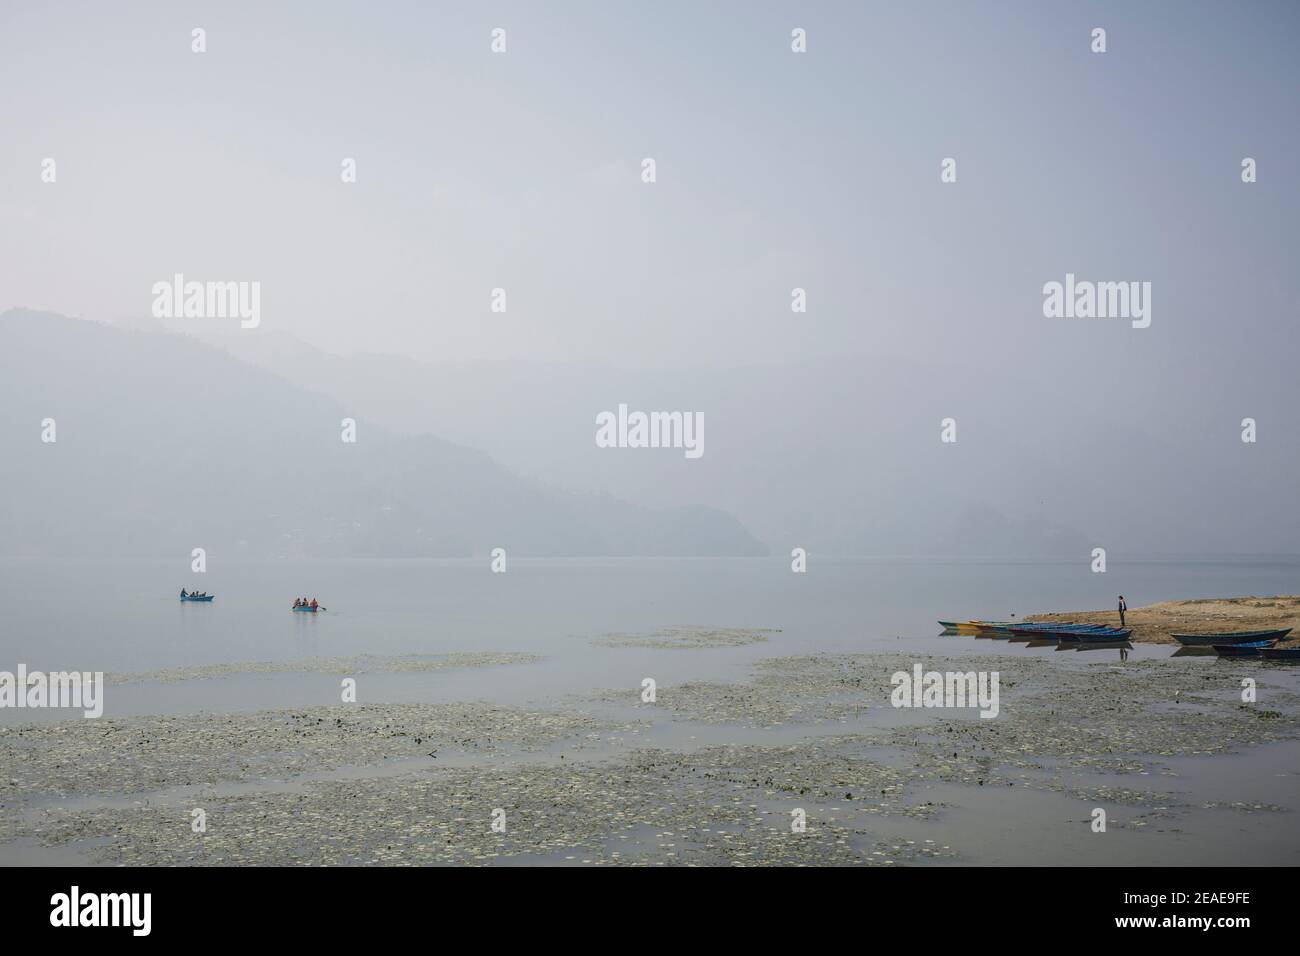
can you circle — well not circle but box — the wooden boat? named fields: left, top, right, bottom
left=1006, top=623, right=1103, bottom=641
left=1260, top=647, right=1300, bottom=662
left=1171, top=628, right=1292, bottom=647
left=1020, top=625, right=1118, bottom=641
left=1006, top=623, right=1105, bottom=635
left=1212, top=640, right=1277, bottom=657
left=180, top=593, right=214, bottom=602
left=1071, top=628, right=1132, bottom=642
left=292, top=605, right=320, bottom=613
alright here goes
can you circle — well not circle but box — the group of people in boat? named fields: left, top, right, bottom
left=180, top=587, right=319, bottom=608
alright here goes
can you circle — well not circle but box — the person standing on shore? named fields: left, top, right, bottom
left=1118, top=595, right=1127, bottom=628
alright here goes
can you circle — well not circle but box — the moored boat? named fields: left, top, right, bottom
left=1172, top=628, right=1292, bottom=646
left=1071, top=628, right=1133, bottom=642
left=1007, top=623, right=1097, bottom=641
left=1260, top=647, right=1300, bottom=662
left=1006, top=622, right=1105, bottom=634
left=1013, top=624, right=1115, bottom=641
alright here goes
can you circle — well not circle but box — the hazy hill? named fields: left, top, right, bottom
left=186, top=323, right=1300, bottom=558
left=0, top=310, right=766, bottom=558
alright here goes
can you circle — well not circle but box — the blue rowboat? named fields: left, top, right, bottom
left=1260, top=647, right=1300, bottom=662
left=292, top=605, right=319, bottom=613
left=1213, top=640, right=1277, bottom=657
left=1172, top=628, right=1292, bottom=647
left=1054, top=627, right=1131, bottom=642
left=1005, top=623, right=1062, bottom=636
left=180, top=594, right=214, bottom=602
left=1005, top=623, right=1101, bottom=641
left=1012, top=624, right=1114, bottom=641
left=1007, top=623, right=1106, bottom=634
left=989, top=621, right=1096, bottom=638
left=1071, top=628, right=1132, bottom=641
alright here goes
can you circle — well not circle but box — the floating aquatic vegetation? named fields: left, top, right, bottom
left=24, top=741, right=951, bottom=867
left=5, top=648, right=1298, bottom=865
left=1054, top=785, right=1185, bottom=808
left=611, top=652, right=1300, bottom=757
left=594, top=626, right=777, bottom=649
left=1201, top=800, right=1288, bottom=813
left=589, top=655, right=890, bottom=726
left=0, top=701, right=631, bottom=801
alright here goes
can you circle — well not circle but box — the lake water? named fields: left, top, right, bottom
left=3, top=554, right=1299, bottom=719
left=3, top=555, right=1299, bottom=866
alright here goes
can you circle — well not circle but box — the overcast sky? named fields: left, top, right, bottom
left=3, top=0, right=1297, bottom=373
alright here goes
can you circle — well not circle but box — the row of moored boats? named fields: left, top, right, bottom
left=940, top=620, right=1132, bottom=643
left=939, top=620, right=1297, bottom=659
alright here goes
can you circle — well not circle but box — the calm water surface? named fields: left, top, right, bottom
left=3, top=555, right=1299, bottom=865
left=2, top=555, right=1298, bottom=717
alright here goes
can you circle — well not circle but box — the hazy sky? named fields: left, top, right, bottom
left=4, top=0, right=1297, bottom=373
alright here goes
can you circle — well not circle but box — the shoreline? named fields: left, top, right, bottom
left=1026, top=595, right=1300, bottom=644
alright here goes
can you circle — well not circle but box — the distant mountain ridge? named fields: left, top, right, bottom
left=175, top=320, right=1300, bottom=558
left=71, top=310, right=1300, bottom=560
left=181, top=325, right=1108, bottom=557
left=0, top=310, right=767, bottom=558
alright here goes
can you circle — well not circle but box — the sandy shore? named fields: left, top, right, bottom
left=1027, top=595, right=1300, bottom=645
